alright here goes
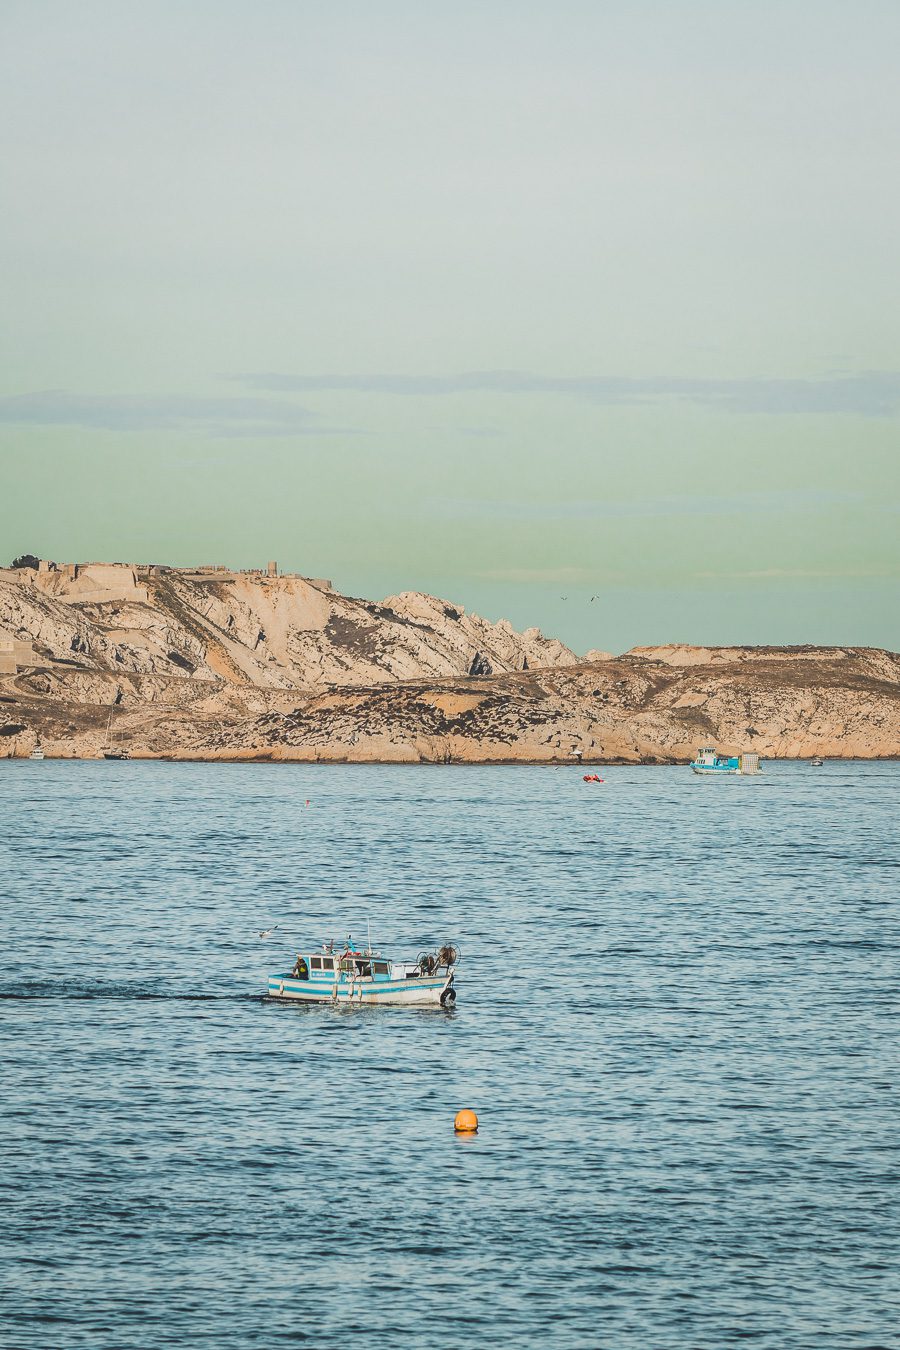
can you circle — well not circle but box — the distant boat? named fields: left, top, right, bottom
left=691, top=747, right=761, bottom=775
left=811, top=756, right=825, bottom=767
left=102, top=707, right=130, bottom=760
left=268, top=938, right=459, bottom=1006
left=29, top=743, right=45, bottom=760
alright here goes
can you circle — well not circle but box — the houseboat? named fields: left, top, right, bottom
left=268, top=939, right=459, bottom=1007
left=691, top=747, right=761, bottom=775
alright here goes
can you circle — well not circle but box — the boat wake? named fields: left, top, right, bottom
left=0, top=980, right=262, bottom=1003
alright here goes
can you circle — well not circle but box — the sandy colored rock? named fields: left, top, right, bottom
left=2, top=644, right=898, bottom=763
left=2, top=560, right=897, bottom=762
left=0, top=562, right=577, bottom=692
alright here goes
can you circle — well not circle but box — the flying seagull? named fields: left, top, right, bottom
left=258, top=924, right=280, bottom=938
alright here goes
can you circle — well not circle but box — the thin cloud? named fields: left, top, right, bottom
left=0, top=390, right=354, bottom=437
left=693, top=567, right=898, bottom=580
left=476, top=564, right=896, bottom=587
left=456, top=425, right=502, bottom=438
left=432, top=489, right=862, bottom=523
left=230, top=369, right=900, bottom=417
left=477, top=566, right=598, bottom=584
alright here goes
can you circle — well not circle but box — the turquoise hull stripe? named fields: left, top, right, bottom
left=267, top=976, right=449, bottom=997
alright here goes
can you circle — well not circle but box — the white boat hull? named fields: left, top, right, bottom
left=267, top=972, right=455, bottom=1006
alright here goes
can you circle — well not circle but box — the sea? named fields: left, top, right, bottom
left=1, top=760, right=897, bottom=1349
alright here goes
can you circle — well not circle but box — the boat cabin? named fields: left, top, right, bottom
left=691, top=747, right=761, bottom=775
left=291, top=951, right=392, bottom=981
left=693, top=747, right=739, bottom=770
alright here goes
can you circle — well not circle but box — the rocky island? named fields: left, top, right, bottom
left=2, top=558, right=898, bottom=762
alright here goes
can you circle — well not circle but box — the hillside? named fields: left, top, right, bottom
left=0, top=559, right=575, bottom=689
left=2, top=560, right=898, bottom=762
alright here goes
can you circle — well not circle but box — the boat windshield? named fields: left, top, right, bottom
left=340, top=958, right=373, bottom=976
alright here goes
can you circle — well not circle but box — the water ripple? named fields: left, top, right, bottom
left=1, top=760, right=898, bottom=1349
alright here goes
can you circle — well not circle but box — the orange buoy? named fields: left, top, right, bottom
left=454, top=1108, right=478, bottom=1133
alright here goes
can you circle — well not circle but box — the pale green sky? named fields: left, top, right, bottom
left=2, top=0, right=898, bottom=653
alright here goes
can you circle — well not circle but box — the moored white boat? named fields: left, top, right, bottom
left=268, top=940, right=459, bottom=1007
left=690, top=746, right=761, bottom=775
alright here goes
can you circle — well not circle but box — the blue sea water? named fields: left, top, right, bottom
left=0, top=760, right=898, bottom=1350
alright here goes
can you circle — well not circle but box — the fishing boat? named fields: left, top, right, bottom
left=268, top=938, right=459, bottom=1007
left=29, top=743, right=45, bottom=760
left=691, top=747, right=761, bottom=775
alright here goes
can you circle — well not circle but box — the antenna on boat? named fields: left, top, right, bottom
left=367, top=917, right=372, bottom=956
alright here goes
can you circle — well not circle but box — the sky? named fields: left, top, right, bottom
left=2, top=0, right=898, bottom=655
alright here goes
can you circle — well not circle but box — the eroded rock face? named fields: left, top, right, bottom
left=2, top=643, right=898, bottom=762
left=0, top=564, right=578, bottom=693
left=3, top=563, right=897, bottom=761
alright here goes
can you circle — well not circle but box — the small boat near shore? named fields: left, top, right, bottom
left=811, top=756, right=825, bottom=767
left=29, top=743, right=45, bottom=760
left=268, top=939, right=459, bottom=1007
left=691, top=747, right=761, bottom=775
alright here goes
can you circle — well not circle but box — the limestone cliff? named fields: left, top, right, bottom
left=2, top=560, right=897, bottom=761
left=2, top=633, right=898, bottom=767
left=0, top=561, right=576, bottom=690
left=160, top=647, right=900, bottom=762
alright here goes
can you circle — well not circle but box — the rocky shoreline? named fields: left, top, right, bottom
left=3, top=561, right=898, bottom=763
left=4, top=650, right=899, bottom=764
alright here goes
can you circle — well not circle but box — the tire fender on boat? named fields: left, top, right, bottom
left=441, top=987, right=457, bottom=1007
